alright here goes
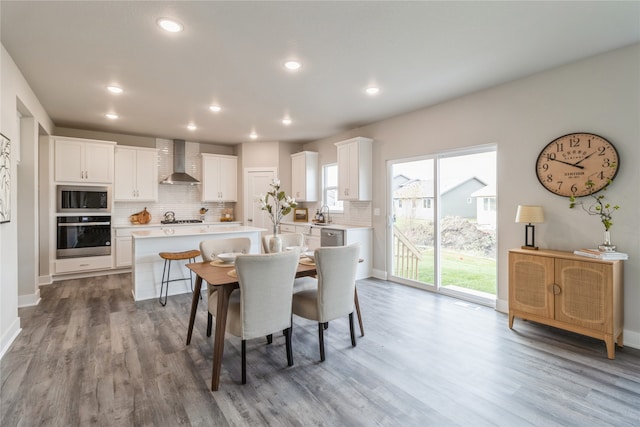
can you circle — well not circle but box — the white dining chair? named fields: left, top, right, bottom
left=200, top=237, right=251, bottom=336
left=208, top=250, right=299, bottom=384
left=291, top=244, right=360, bottom=361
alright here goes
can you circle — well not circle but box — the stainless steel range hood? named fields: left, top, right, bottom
left=160, top=139, right=200, bottom=185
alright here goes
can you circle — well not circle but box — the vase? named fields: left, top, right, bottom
left=598, top=230, right=616, bottom=252
left=269, top=224, right=282, bottom=253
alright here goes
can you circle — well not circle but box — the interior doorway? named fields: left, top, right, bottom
left=388, top=146, right=497, bottom=306
left=243, top=167, right=277, bottom=233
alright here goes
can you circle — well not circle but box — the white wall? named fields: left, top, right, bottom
left=304, top=44, right=640, bottom=347
left=0, top=45, right=53, bottom=357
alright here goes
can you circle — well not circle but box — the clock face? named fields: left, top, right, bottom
left=536, top=133, right=619, bottom=197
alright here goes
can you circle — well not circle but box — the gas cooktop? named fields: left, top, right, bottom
left=160, top=219, right=203, bottom=224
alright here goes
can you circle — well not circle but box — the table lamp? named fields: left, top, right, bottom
left=515, top=205, right=544, bottom=250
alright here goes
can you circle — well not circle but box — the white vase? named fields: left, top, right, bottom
left=598, top=230, right=616, bottom=252
left=269, top=235, right=282, bottom=253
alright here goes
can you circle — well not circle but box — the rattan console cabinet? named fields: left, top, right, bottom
left=508, top=248, right=624, bottom=359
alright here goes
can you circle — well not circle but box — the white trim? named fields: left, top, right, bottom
left=38, top=275, right=53, bottom=286
left=0, top=318, right=21, bottom=360
left=18, top=289, right=41, bottom=307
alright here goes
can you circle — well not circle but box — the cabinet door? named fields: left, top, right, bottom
left=55, top=139, right=85, bottom=182
left=135, top=149, right=158, bottom=201
left=84, top=143, right=114, bottom=183
left=509, top=252, right=554, bottom=318
left=555, top=259, right=610, bottom=332
left=218, top=156, right=237, bottom=201
left=201, top=155, right=219, bottom=201
left=291, top=154, right=306, bottom=200
left=337, top=142, right=354, bottom=200
left=115, top=236, right=132, bottom=267
left=114, top=148, right=137, bottom=200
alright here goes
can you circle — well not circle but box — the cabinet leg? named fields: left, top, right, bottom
left=604, top=335, right=615, bottom=360
left=508, top=312, right=514, bottom=329
left=616, top=332, right=624, bottom=348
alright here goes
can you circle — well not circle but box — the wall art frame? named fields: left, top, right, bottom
left=0, top=132, right=11, bottom=224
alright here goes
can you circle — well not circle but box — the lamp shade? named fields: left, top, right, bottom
left=515, top=205, right=545, bottom=223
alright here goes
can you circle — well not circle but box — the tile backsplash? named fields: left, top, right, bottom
left=112, top=139, right=235, bottom=225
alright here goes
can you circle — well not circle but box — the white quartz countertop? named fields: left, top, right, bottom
left=113, top=221, right=241, bottom=229
left=280, top=221, right=371, bottom=231
left=131, top=225, right=265, bottom=239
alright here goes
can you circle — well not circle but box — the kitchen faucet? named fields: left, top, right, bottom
left=319, top=205, right=331, bottom=224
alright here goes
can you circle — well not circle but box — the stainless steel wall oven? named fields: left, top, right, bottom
left=57, top=215, right=112, bottom=258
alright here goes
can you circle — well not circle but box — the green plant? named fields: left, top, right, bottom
left=257, top=179, right=297, bottom=230
left=569, top=179, right=620, bottom=231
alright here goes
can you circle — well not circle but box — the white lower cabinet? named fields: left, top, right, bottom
left=55, top=256, right=113, bottom=274
left=116, top=236, right=132, bottom=267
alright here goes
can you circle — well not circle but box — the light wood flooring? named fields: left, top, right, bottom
left=1, top=273, right=639, bottom=426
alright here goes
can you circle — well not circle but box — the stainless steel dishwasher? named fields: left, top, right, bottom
left=320, top=228, right=344, bottom=247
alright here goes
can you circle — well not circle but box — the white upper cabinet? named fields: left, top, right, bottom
left=291, top=151, right=318, bottom=202
left=201, top=154, right=237, bottom=202
left=54, top=136, right=115, bottom=183
left=114, top=146, right=158, bottom=201
left=335, top=137, right=372, bottom=201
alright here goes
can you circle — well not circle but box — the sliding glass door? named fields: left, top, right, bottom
left=388, top=146, right=497, bottom=305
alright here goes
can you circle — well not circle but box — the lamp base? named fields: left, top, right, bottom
left=521, top=245, right=539, bottom=250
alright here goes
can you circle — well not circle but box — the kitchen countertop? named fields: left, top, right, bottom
left=280, top=221, right=372, bottom=231
left=113, top=221, right=241, bottom=229
left=131, top=225, right=264, bottom=239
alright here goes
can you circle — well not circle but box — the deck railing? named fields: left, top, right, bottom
left=393, top=225, right=422, bottom=281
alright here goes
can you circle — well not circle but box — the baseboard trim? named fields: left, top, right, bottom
left=495, top=298, right=508, bottom=314
left=38, top=275, right=53, bottom=286
left=0, top=317, right=21, bottom=360
left=371, top=268, right=387, bottom=280
left=18, top=289, right=41, bottom=308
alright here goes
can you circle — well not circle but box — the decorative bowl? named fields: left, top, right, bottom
left=217, top=252, right=242, bottom=263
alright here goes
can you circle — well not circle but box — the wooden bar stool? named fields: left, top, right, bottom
left=158, top=249, right=201, bottom=306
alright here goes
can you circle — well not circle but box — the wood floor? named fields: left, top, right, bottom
left=2, top=274, right=639, bottom=426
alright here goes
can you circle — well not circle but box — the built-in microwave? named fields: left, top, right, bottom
left=57, top=185, right=111, bottom=213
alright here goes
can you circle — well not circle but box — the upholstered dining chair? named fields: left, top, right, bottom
left=291, top=244, right=360, bottom=361
left=208, top=250, right=299, bottom=384
left=262, top=232, right=305, bottom=253
left=199, top=237, right=251, bottom=336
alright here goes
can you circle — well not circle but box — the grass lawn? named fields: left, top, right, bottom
left=395, top=248, right=496, bottom=295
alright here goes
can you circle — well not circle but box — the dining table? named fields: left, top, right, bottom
left=185, top=259, right=318, bottom=390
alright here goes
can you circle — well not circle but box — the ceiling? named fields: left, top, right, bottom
left=2, top=1, right=639, bottom=145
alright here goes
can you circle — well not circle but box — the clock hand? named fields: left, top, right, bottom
left=572, top=151, right=596, bottom=166
left=550, top=158, right=585, bottom=169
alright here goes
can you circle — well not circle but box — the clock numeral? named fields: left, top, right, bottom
left=597, top=146, right=606, bottom=155
left=570, top=184, right=578, bottom=194
left=556, top=180, right=563, bottom=190
left=545, top=153, right=556, bottom=161
left=602, top=158, right=611, bottom=167
left=541, top=163, right=549, bottom=171
left=555, top=142, right=564, bottom=152
left=545, top=174, right=553, bottom=183
left=569, top=137, right=580, bottom=148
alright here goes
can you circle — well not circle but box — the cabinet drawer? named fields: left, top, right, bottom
left=56, top=256, right=113, bottom=273
left=281, top=224, right=296, bottom=233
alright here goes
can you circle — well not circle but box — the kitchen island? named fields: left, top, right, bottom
left=131, top=225, right=265, bottom=301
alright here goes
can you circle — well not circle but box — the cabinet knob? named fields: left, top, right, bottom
left=552, top=284, right=561, bottom=295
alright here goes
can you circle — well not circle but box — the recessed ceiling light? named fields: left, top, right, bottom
left=187, top=123, right=197, bottom=131
left=209, top=105, right=221, bottom=113
left=249, top=132, right=258, bottom=140
left=107, top=85, right=123, bottom=94
left=105, top=113, right=119, bottom=120
left=157, top=18, right=183, bottom=33
left=366, top=86, right=380, bottom=95
left=284, top=60, right=302, bottom=71
left=282, top=117, right=292, bottom=126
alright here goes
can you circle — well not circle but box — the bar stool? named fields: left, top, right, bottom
left=158, top=249, right=201, bottom=306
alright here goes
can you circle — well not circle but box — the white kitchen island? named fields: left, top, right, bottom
left=131, top=225, right=265, bottom=301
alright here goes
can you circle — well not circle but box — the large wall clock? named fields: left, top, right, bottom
left=535, top=132, right=619, bottom=197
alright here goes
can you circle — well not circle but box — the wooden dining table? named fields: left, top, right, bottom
left=185, top=259, right=318, bottom=390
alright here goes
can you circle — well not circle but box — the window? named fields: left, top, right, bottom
left=323, top=164, right=343, bottom=211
